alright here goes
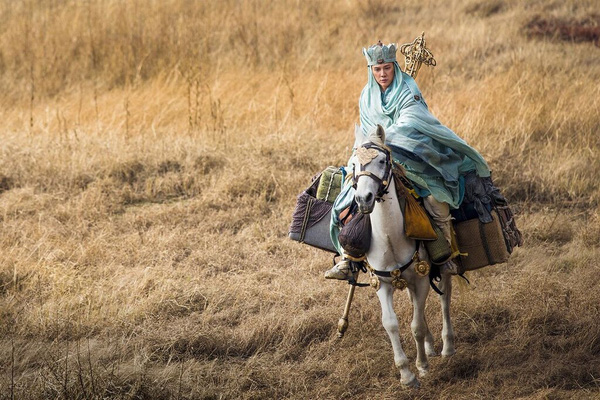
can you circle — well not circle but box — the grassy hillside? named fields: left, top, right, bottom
left=0, top=0, right=599, bottom=398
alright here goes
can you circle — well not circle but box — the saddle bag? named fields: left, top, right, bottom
left=288, top=168, right=340, bottom=253
left=454, top=209, right=509, bottom=271
left=392, top=167, right=437, bottom=241
left=423, top=223, right=453, bottom=265
left=495, top=203, right=523, bottom=253
left=338, top=210, right=372, bottom=259
left=451, top=173, right=523, bottom=272
left=404, top=193, right=438, bottom=241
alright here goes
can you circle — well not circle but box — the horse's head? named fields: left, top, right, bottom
left=352, top=125, right=393, bottom=214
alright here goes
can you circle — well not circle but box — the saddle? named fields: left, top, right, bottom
left=337, top=164, right=450, bottom=264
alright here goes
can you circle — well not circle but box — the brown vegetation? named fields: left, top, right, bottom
left=0, top=0, right=599, bottom=398
left=525, top=15, right=600, bottom=46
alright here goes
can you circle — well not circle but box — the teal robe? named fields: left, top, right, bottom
left=330, top=62, right=490, bottom=254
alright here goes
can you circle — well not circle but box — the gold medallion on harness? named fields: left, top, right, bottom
left=415, top=260, right=430, bottom=277
left=392, top=278, right=408, bottom=291
left=369, top=275, right=381, bottom=291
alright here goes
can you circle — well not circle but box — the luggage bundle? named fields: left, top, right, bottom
left=451, top=174, right=523, bottom=272
left=454, top=209, right=511, bottom=271
left=289, top=167, right=523, bottom=273
left=288, top=167, right=342, bottom=253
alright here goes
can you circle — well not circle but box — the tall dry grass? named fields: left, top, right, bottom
left=0, top=0, right=599, bottom=398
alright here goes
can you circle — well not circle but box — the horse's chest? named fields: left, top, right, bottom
left=369, top=200, right=414, bottom=266
left=371, top=231, right=408, bottom=264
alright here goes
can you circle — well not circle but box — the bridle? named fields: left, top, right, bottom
left=352, top=142, right=393, bottom=201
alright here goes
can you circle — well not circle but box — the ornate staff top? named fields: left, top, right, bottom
left=400, top=32, right=437, bottom=78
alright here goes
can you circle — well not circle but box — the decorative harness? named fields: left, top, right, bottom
left=365, top=248, right=432, bottom=291
left=348, top=141, right=443, bottom=294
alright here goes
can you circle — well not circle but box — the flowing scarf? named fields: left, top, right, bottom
left=359, top=62, right=490, bottom=207
left=330, top=63, right=491, bottom=253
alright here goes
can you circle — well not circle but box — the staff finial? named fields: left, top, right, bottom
left=400, top=32, right=437, bottom=78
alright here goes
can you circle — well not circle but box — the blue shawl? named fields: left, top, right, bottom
left=359, top=62, right=490, bottom=206
left=330, top=63, right=490, bottom=253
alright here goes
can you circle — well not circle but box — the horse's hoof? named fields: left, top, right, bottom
left=402, top=376, right=420, bottom=388
left=441, top=348, right=456, bottom=357
left=418, top=368, right=429, bottom=378
left=425, top=346, right=438, bottom=357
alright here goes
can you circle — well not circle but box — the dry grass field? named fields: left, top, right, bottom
left=1, top=0, right=599, bottom=398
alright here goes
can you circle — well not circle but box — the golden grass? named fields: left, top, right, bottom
left=1, top=0, right=599, bottom=398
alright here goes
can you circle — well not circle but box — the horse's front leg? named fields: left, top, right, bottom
left=407, top=287, right=437, bottom=358
left=438, top=271, right=456, bottom=356
left=408, top=277, right=431, bottom=377
left=376, top=282, right=419, bottom=388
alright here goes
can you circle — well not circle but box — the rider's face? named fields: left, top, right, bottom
left=371, top=62, right=395, bottom=91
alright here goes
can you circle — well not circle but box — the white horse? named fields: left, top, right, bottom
left=352, top=125, right=455, bottom=387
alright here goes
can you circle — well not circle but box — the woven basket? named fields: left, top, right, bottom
left=454, top=209, right=509, bottom=271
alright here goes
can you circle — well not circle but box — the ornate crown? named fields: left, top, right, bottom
left=362, top=41, right=397, bottom=66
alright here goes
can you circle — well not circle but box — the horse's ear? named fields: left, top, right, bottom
left=370, top=124, right=386, bottom=143
left=353, top=124, right=365, bottom=148
left=376, top=124, right=386, bottom=142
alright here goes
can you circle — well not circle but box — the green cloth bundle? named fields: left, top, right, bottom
left=316, top=166, right=343, bottom=203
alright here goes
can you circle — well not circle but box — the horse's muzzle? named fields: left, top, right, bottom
left=356, top=196, right=375, bottom=214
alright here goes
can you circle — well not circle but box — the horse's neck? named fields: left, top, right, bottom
left=368, top=178, right=417, bottom=269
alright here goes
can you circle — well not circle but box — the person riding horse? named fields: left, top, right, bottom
left=325, top=40, right=491, bottom=280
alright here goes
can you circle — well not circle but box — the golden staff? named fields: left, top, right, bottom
left=336, top=33, right=436, bottom=339
left=400, top=32, right=437, bottom=78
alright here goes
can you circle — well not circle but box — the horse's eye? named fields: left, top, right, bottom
left=379, top=159, right=385, bottom=164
